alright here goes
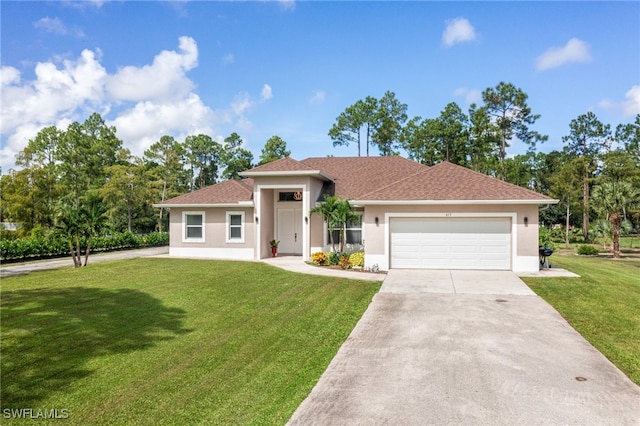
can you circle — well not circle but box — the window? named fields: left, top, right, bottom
left=278, top=191, right=303, bottom=202
left=226, top=211, right=245, bottom=243
left=327, top=215, right=362, bottom=245
left=183, top=212, right=205, bottom=242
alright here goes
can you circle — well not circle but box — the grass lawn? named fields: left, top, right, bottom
left=521, top=252, right=640, bottom=386
left=1, top=258, right=381, bottom=424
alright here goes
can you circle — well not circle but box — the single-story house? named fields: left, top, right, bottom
left=155, top=156, right=557, bottom=273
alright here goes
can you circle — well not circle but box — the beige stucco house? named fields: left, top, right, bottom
left=156, top=156, right=557, bottom=273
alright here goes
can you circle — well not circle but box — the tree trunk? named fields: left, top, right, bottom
left=565, top=202, right=571, bottom=247
left=582, top=168, right=590, bottom=242
left=611, top=212, right=621, bottom=258
left=83, top=239, right=92, bottom=266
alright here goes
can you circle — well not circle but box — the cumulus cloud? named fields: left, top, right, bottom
left=106, top=36, right=198, bottom=102
left=595, top=85, right=640, bottom=118
left=309, top=90, right=326, bottom=105
left=535, top=38, right=592, bottom=71
left=622, top=85, right=640, bottom=117
left=261, top=84, right=272, bottom=100
left=0, top=36, right=269, bottom=170
left=453, top=87, right=481, bottom=105
left=442, top=18, right=476, bottom=47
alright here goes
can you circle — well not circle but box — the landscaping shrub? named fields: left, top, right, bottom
left=0, top=232, right=169, bottom=262
left=327, top=251, right=340, bottom=266
left=338, top=254, right=351, bottom=270
left=311, top=251, right=328, bottom=266
left=349, top=251, right=364, bottom=267
left=577, top=245, right=599, bottom=256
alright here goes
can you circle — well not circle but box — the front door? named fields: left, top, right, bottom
left=278, top=208, right=302, bottom=254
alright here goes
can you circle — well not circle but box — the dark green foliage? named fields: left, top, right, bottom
left=577, top=245, right=599, bottom=255
left=0, top=232, right=168, bottom=262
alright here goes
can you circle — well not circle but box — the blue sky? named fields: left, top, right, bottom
left=1, top=1, right=639, bottom=171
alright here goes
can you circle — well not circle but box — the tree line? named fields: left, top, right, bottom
left=2, top=81, right=639, bottom=258
left=0, top=113, right=291, bottom=237
left=329, top=82, right=639, bottom=252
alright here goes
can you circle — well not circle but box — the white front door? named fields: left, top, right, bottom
left=278, top=208, right=302, bottom=254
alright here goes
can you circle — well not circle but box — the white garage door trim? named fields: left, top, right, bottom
left=386, top=213, right=516, bottom=271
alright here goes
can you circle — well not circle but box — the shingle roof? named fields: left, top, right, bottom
left=160, top=178, right=254, bottom=205
left=160, top=157, right=555, bottom=206
left=242, top=157, right=316, bottom=173
left=360, top=161, right=553, bottom=201
left=301, top=156, right=429, bottom=199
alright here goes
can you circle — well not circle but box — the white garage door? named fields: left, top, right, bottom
left=390, top=218, right=511, bottom=270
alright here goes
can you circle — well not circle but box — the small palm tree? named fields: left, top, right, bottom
left=81, top=197, right=109, bottom=266
left=591, top=181, right=639, bottom=258
left=310, top=195, right=340, bottom=252
left=332, top=199, right=359, bottom=252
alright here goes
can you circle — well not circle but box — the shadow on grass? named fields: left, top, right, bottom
left=1, top=287, right=190, bottom=408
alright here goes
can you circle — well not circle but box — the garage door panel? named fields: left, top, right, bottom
left=390, top=218, right=511, bottom=270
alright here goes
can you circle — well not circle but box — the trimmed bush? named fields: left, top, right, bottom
left=349, top=251, right=364, bottom=267
left=577, top=245, right=599, bottom=256
left=311, top=252, right=328, bottom=266
left=0, top=232, right=168, bottom=262
left=338, top=254, right=351, bottom=270
left=327, top=251, right=340, bottom=266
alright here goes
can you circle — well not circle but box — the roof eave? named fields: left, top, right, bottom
left=239, top=170, right=334, bottom=181
left=153, top=201, right=255, bottom=208
left=350, top=199, right=559, bottom=206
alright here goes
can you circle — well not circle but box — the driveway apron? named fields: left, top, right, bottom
left=288, top=270, right=640, bottom=425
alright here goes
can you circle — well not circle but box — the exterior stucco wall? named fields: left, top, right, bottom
left=252, top=175, right=326, bottom=260
left=168, top=207, right=255, bottom=259
left=362, top=203, right=539, bottom=272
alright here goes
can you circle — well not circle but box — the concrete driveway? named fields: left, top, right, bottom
left=288, top=269, right=640, bottom=425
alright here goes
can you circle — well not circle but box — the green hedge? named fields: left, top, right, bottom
left=0, top=232, right=169, bottom=262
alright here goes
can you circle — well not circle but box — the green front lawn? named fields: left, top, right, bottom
left=522, top=253, right=640, bottom=385
left=1, top=258, right=381, bottom=424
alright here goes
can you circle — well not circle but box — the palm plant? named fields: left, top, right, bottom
left=310, top=195, right=341, bottom=252
left=332, top=199, right=360, bottom=252
left=591, top=181, right=639, bottom=258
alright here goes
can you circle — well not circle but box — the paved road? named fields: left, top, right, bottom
left=288, top=269, right=640, bottom=425
left=0, top=246, right=169, bottom=278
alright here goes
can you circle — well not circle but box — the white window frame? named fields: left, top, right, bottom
left=183, top=211, right=205, bottom=243
left=226, top=211, right=245, bottom=243
left=326, top=213, right=363, bottom=246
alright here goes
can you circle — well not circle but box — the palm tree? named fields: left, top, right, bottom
left=55, top=204, right=83, bottom=267
left=591, top=181, right=639, bottom=258
left=332, top=199, right=360, bottom=252
left=310, top=195, right=340, bottom=252
left=81, top=197, right=109, bottom=266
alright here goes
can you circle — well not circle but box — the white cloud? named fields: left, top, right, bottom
left=309, top=90, right=326, bottom=105
left=34, top=16, right=85, bottom=38
left=221, top=53, right=235, bottom=64
left=1, top=66, right=20, bottom=86
left=261, top=84, right=273, bottom=100
left=34, top=17, right=67, bottom=34
left=106, top=36, right=198, bottom=102
left=110, top=93, right=216, bottom=156
left=0, top=36, right=268, bottom=171
left=535, top=38, right=592, bottom=71
left=453, top=87, right=481, bottom=105
left=595, top=85, right=640, bottom=118
left=1, top=49, right=107, bottom=136
left=442, top=17, right=476, bottom=47
left=278, top=0, right=295, bottom=11
left=622, top=85, right=640, bottom=117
